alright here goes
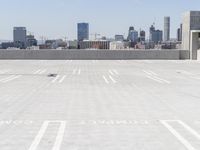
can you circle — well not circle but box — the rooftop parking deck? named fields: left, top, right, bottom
left=0, top=60, right=200, bottom=150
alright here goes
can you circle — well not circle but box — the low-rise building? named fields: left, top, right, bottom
left=78, top=40, right=110, bottom=49
left=110, top=41, right=129, bottom=50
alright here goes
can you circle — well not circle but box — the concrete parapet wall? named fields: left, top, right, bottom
left=0, top=49, right=189, bottom=60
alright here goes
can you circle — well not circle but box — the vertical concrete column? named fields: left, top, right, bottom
left=190, top=32, right=199, bottom=60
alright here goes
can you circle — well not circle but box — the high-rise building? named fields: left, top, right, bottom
left=177, top=24, right=182, bottom=42
left=13, top=27, right=26, bottom=43
left=164, top=16, right=170, bottom=41
left=177, top=28, right=181, bottom=41
left=149, top=25, right=163, bottom=44
left=139, top=30, right=146, bottom=42
left=77, top=23, right=89, bottom=41
left=13, top=27, right=27, bottom=48
left=127, top=26, right=138, bottom=42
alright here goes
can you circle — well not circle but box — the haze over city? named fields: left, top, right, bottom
left=0, top=0, right=200, bottom=40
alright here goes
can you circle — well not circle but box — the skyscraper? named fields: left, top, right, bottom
left=77, top=23, right=89, bottom=41
left=149, top=25, right=163, bottom=44
left=13, top=27, right=27, bottom=48
left=164, top=16, right=170, bottom=41
left=139, top=30, right=146, bottom=42
left=13, top=27, right=26, bottom=43
left=127, top=26, right=138, bottom=42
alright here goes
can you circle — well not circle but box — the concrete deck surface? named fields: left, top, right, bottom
left=0, top=60, right=200, bottom=150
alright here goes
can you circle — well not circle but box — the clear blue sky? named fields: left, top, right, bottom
left=0, top=0, right=199, bottom=40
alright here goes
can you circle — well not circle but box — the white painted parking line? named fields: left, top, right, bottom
left=51, top=75, right=66, bottom=83
left=152, top=76, right=171, bottom=84
left=148, top=70, right=158, bottom=76
left=33, top=69, right=46, bottom=75
left=103, top=76, right=109, bottom=84
left=109, top=70, right=114, bottom=75
left=0, top=70, right=10, bottom=74
left=51, top=75, right=60, bottom=83
left=33, top=69, right=41, bottom=74
left=59, top=75, right=66, bottom=83
left=109, top=69, right=119, bottom=76
left=178, top=120, right=200, bottom=140
left=161, top=120, right=200, bottom=150
left=109, top=75, right=117, bottom=83
left=143, top=70, right=170, bottom=84
left=78, top=69, right=81, bottom=75
left=0, top=75, right=15, bottom=82
left=2, top=75, right=22, bottom=83
left=146, top=75, right=163, bottom=84
left=38, top=69, right=46, bottom=74
left=0, top=75, right=22, bottom=83
left=143, top=70, right=152, bottom=76
left=72, top=69, right=77, bottom=75
left=29, top=121, right=66, bottom=150
left=113, top=69, right=119, bottom=75
left=29, top=121, right=49, bottom=150
left=52, top=121, right=66, bottom=150
left=143, top=70, right=157, bottom=76
left=72, top=69, right=81, bottom=75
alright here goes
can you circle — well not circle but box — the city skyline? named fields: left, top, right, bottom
left=0, top=0, right=200, bottom=40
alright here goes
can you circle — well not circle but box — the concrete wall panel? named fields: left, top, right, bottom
left=0, top=49, right=189, bottom=60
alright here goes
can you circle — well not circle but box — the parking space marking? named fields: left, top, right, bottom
left=51, top=75, right=67, bottom=83
left=109, top=69, right=119, bottom=76
left=0, top=75, right=15, bottom=82
left=52, top=121, right=66, bottom=150
left=143, top=70, right=170, bottom=84
left=109, top=75, right=117, bottom=83
left=178, top=120, right=200, bottom=140
left=58, top=75, right=66, bottom=83
left=161, top=120, right=200, bottom=150
left=78, top=69, right=81, bottom=75
left=0, top=75, right=22, bottom=83
left=0, top=69, right=10, bottom=74
left=102, top=76, right=109, bottom=84
left=29, top=121, right=66, bottom=150
left=113, top=69, right=119, bottom=75
left=33, top=69, right=46, bottom=75
left=152, top=76, right=171, bottom=84
left=72, top=69, right=81, bottom=75
left=51, top=75, right=60, bottom=83
left=109, top=70, right=114, bottom=75
left=29, top=121, right=49, bottom=150
left=146, top=75, right=163, bottom=83
left=143, top=70, right=157, bottom=76
left=72, top=69, right=77, bottom=75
